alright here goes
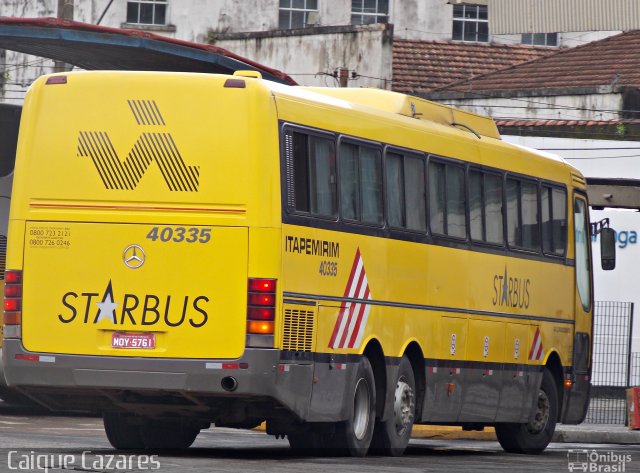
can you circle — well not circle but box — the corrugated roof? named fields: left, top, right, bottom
left=0, top=17, right=297, bottom=85
left=434, top=30, right=640, bottom=94
left=489, top=0, right=640, bottom=34
left=392, top=40, right=556, bottom=95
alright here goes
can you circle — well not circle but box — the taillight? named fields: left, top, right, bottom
left=4, top=270, right=23, bottom=338
left=247, top=278, right=276, bottom=339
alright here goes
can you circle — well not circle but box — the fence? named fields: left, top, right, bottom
left=584, top=301, right=637, bottom=424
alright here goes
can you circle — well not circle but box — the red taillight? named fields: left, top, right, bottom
left=3, top=299, right=20, bottom=312
left=247, top=307, right=275, bottom=320
left=46, top=75, right=67, bottom=85
left=5, top=270, right=21, bottom=284
left=247, top=278, right=276, bottom=335
left=4, top=270, right=23, bottom=328
left=248, top=279, right=276, bottom=293
left=248, top=293, right=275, bottom=306
left=4, top=285, right=21, bottom=298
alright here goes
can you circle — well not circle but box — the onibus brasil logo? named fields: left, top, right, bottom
left=77, top=100, right=200, bottom=192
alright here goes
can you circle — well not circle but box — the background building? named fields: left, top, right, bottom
left=0, top=0, right=628, bottom=103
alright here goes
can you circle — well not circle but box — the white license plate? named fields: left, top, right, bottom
left=111, top=332, right=155, bottom=349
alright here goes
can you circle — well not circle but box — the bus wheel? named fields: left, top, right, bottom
left=495, top=368, right=558, bottom=454
left=330, top=356, right=376, bottom=457
left=139, top=419, right=200, bottom=450
left=288, top=431, right=326, bottom=454
left=103, top=412, right=144, bottom=450
left=371, top=356, right=416, bottom=456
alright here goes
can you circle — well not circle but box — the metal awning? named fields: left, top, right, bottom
left=0, top=17, right=297, bottom=85
left=586, top=178, right=640, bottom=210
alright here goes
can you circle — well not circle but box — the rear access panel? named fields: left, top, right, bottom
left=22, top=222, right=248, bottom=359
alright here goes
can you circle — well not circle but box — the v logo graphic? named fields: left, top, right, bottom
left=77, top=100, right=200, bottom=192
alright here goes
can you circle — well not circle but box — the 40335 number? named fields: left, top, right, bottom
left=319, top=261, right=338, bottom=277
left=146, top=226, right=212, bottom=244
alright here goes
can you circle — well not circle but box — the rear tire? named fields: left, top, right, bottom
left=288, top=431, right=327, bottom=454
left=495, top=368, right=558, bottom=454
left=103, top=412, right=145, bottom=450
left=371, top=356, right=416, bottom=456
left=139, top=419, right=200, bottom=450
left=329, top=356, right=376, bottom=457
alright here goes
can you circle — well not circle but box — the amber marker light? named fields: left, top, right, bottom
left=247, top=320, right=274, bottom=335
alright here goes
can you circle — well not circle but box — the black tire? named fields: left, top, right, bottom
left=371, top=356, right=416, bottom=456
left=495, top=368, right=559, bottom=454
left=288, top=431, right=327, bottom=454
left=103, top=412, right=145, bottom=450
left=329, top=356, right=376, bottom=457
left=139, top=419, right=200, bottom=450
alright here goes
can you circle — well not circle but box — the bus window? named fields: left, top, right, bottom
left=521, top=181, right=539, bottom=250
left=360, top=147, right=383, bottom=225
left=291, top=131, right=337, bottom=217
left=506, top=177, right=540, bottom=251
left=339, top=142, right=359, bottom=220
left=485, top=173, right=503, bottom=244
left=386, top=152, right=404, bottom=228
left=469, top=171, right=483, bottom=240
left=385, top=152, right=426, bottom=232
left=429, top=161, right=445, bottom=234
left=447, top=165, right=466, bottom=238
left=339, top=141, right=383, bottom=225
left=541, top=186, right=567, bottom=256
left=429, top=160, right=466, bottom=238
left=404, top=156, right=426, bottom=231
left=469, top=170, right=503, bottom=245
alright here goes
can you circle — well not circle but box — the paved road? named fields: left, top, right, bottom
left=0, top=412, right=637, bottom=473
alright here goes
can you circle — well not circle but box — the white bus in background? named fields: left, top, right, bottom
left=0, top=104, right=22, bottom=399
left=0, top=104, right=21, bottom=286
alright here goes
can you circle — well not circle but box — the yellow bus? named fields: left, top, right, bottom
left=3, top=71, right=612, bottom=456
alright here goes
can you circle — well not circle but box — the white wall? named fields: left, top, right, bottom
left=216, top=24, right=393, bottom=88
left=444, top=93, right=622, bottom=122
left=503, top=135, right=640, bottom=353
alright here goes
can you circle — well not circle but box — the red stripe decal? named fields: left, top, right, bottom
left=328, top=248, right=362, bottom=348
left=347, top=286, right=371, bottom=348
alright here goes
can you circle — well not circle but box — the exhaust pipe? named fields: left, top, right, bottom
left=221, top=376, right=238, bottom=392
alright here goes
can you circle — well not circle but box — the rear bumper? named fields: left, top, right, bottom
left=2, top=339, right=316, bottom=421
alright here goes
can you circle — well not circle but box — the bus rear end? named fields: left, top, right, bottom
left=3, top=72, right=296, bottom=444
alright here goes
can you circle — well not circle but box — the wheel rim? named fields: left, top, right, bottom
left=393, top=376, right=415, bottom=436
left=527, top=388, right=550, bottom=434
left=353, top=378, right=371, bottom=441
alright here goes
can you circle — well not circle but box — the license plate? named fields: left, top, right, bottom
left=111, top=332, right=155, bottom=349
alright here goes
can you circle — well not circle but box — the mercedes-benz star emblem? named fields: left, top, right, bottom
left=123, top=244, right=146, bottom=269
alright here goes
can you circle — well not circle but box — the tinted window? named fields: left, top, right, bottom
left=360, top=147, right=383, bottom=224
left=469, top=171, right=483, bottom=240
left=405, top=156, right=426, bottom=231
left=506, top=177, right=540, bottom=251
left=485, top=174, right=503, bottom=244
left=521, top=181, right=539, bottom=250
left=339, top=142, right=359, bottom=220
left=291, top=131, right=337, bottom=217
left=429, top=160, right=466, bottom=238
left=542, top=186, right=567, bottom=256
left=469, top=171, right=503, bottom=245
left=429, top=161, right=445, bottom=234
left=386, top=153, right=404, bottom=228
left=447, top=165, right=466, bottom=238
